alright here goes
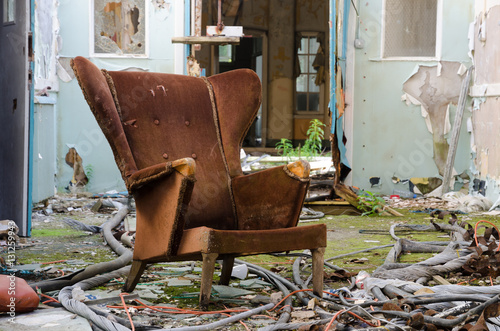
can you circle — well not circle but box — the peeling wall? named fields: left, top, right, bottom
left=402, top=62, right=465, bottom=176
left=470, top=5, right=500, bottom=201
left=349, top=0, right=474, bottom=195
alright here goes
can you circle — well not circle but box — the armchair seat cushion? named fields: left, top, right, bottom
left=137, top=223, right=327, bottom=261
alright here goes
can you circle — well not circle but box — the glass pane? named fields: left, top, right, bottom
left=384, top=0, right=436, bottom=57
left=296, top=75, right=307, bottom=92
left=296, top=93, right=307, bottom=111
left=308, top=93, right=319, bottom=111
left=219, top=45, right=232, bottom=62
left=309, top=37, right=319, bottom=54
left=309, top=75, right=319, bottom=92
left=4, top=0, right=15, bottom=23
left=298, top=37, right=308, bottom=54
left=309, top=55, right=315, bottom=73
left=298, top=55, right=307, bottom=72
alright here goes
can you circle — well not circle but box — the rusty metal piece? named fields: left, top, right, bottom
left=407, top=312, right=425, bottom=329
left=216, top=0, right=224, bottom=34
left=469, top=301, right=500, bottom=331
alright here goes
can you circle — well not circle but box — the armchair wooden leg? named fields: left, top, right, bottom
left=219, top=256, right=235, bottom=285
left=311, top=247, right=325, bottom=297
left=123, top=260, right=147, bottom=292
left=200, top=253, right=218, bottom=308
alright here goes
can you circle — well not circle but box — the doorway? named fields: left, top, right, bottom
left=219, top=36, right=265, bottom=148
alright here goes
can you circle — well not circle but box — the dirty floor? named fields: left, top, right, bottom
left=1, top=193, right=500, bottom=330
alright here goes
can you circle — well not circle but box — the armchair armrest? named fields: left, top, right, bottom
left=232, top=160, right=310, bottom=230
left=127, top=158, right=196, bottom=192
left=132, top=158, right=196, bottom=260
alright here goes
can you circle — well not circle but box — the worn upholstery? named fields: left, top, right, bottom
left=71, top=56, right=326, bottom=306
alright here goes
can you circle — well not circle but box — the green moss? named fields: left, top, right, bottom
left=31, top=228, right=84, bottom=237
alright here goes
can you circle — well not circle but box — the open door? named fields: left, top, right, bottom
left=0, top=0, right=34, bottom=236
left=219, top=37, right=265, bottom=147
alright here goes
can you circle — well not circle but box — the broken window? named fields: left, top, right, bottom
left=383, top=0, right=438, bottom=58
left=92, top=0, right=147, bottom=56
left=3, top=0, right=15, bottom=24
left=296, top=34, right=320, bottom=113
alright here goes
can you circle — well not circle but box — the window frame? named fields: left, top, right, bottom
left=89, top=0, right=150, bottom=58
left=295, top=32, right=324, bottom=115
left=380, top=0, right=443, bottom=61
left=3, top=0, right=15, bottom=25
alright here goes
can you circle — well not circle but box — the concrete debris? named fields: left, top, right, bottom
left=0, top=307, right=92, bottom=330
left=442, top=191, right=493, bottom=212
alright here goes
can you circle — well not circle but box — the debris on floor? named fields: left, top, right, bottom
left=2, top=192, right=500, bottom=329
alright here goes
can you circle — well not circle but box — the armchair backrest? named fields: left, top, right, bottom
left=71, top=57, right=261, bottom=230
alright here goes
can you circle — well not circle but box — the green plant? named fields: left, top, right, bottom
left=84, top=164, right=94, bottom=183
left=275, top=138, right=294, bottom=157
left=357, top=190, right=386, bottom=216
left=274, top=119, right=326, bottom=159
left=303, top=119, right=326, bottom=157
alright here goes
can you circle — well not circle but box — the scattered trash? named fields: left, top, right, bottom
left=7, top=187, right=500, bottom=330
left=231, top=264, right=248, bottom=280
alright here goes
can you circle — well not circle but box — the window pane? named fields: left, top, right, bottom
left=3, top=0, right=15, bottom=23
left=298, top=55, right=307, bottom=72
left=308, top=55, right=315, bottom=73
left=296, top=35, right=323, bottom=113
left=309, top=75, right=319, bottom=92
left=308, top=93, right=319, bottom=111
left=384, top=0, right=437, bottom=57
left=296, top=93, right=307, bottom=111
left=298, top=38, right=308, bottom=54
left=219, top=45, right=232, bottom=62
left=309, top=37, right=319, bottom=54
left=296, top=74, right=307, bottom=92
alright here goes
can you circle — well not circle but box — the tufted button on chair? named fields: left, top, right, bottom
left=71, top=56, right=327, bottom=307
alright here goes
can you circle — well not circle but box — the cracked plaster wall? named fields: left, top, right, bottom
left=402, top=62, right=465, bottom=177
left=350, top=0, right=474, bottom=195
left=470, top=5, right=500, bottom=201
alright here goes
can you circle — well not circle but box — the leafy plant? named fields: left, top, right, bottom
left=357, top=190, right=386, bottom=216
left=84, top=164, right=94, bottom=183
left=275, top=138, right=294, bottom=158
left=274, top=119, right=326, bottom=159
left=304, top=119, right=326, bottom=157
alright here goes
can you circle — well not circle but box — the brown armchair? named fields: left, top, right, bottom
left=71, top=56, right=327, bottom=306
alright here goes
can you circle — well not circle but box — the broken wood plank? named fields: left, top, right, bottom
left=442, top=66, right=473, bottom=194
left=334, top=183, right=403, bottom=217
left=432, top=275, right=452, bottom=285
left=171, top=36, right=240, bottom=45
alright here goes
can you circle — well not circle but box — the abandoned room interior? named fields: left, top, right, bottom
left=1, top=0, right=500, bottom=329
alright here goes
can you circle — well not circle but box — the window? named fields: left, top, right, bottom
left=296, top=35, right=320, bottom=112
left=219, top=45, right=233, bottom=63
left=383, top=0, right=438, bottom=58
left=92, top=0, right=147, bottom=57
left=3, top=0, right=15, bottom=24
